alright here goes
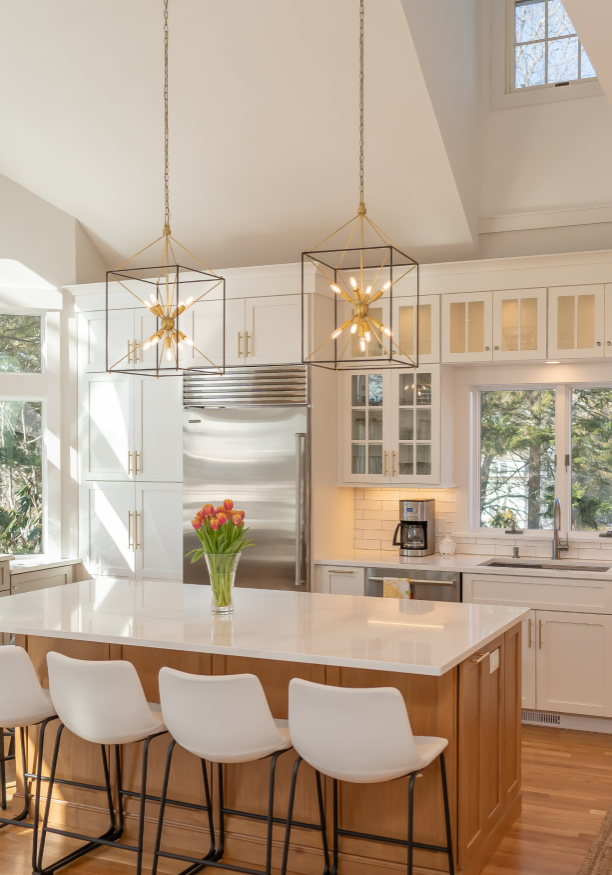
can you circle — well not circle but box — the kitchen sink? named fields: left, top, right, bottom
left=478, top=559, right=612, bottom=573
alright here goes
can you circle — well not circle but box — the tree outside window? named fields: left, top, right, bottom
left=0, top=401, right=43, bottom=554
left=0, top=315, right=42, bottom=373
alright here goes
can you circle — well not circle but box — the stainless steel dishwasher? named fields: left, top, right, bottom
left=365, top=567, right=461, bottom=602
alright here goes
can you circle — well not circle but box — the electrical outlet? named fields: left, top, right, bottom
left=489, top=648, right=500, bottom=673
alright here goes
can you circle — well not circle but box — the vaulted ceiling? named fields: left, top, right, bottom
left=0, top=0, right=479, bottom=270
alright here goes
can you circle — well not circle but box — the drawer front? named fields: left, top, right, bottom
left=319, top=566, right=365, bottom=596
left=0, top=562, right=9, bottom=592
left=11, top=565, right=74, bottom=595
left=463, top=573, right=612, bottom=614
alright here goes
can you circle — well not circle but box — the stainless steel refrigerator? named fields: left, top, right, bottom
left=183, top=403, right=309, bottom=591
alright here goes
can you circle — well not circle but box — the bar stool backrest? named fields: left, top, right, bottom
left=288, top=678, right=423, bottom=783
left=47, top=652, right=163, bottom=745
left=0, top=646, right=55, bottom=728
left=159, top=668, right=286, bottom=763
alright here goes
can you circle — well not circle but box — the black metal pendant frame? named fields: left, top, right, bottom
left=301, top=243, right=420, bottom=371
left=106, top=263, right=226, bottom=377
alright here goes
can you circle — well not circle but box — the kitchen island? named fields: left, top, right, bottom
left=0, top=579, right=528, bottom=875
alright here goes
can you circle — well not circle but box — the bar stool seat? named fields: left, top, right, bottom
left=152, top=670, right=295, bottom=875
left=35, top=652, right=168, bottom=875
left=282, top=679, right=455, bottom=875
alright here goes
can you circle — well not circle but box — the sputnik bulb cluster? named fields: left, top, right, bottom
left=329, top=274, right=393, bottom=352
left=141, top=277, right=196, bottom=361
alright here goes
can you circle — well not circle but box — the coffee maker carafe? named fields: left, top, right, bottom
left=393, top=499, right=435, bottom=557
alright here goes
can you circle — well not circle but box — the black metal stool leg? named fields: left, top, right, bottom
left=151, top=739, right=176, bottom=875
left=115, top=744, right=125, bottom=837
left=440, top=753, right=454, bottom=875
left=407, top=771, right=417, bottom=875
left=31, top=717, right=56, bottom=872
left=280, top=755, right=302, bottom=875
left=0, top=727, right=6, bottom=811
left=264, top=752, right=283, bottom=875
left=331, top=779, right=339, bottom=875
left=315, top=770, right=330, bottom=875
left=135, top=735, right=154, bottom=875
left=36, top=722, right=65, bottom=874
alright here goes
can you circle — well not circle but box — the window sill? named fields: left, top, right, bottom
left=455, top=530, right=612, bottom=543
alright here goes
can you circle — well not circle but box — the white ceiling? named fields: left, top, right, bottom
left=0, top=0, right=476, bottom=270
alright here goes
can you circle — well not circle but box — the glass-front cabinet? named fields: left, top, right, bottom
left=342, top=367, right=443, bottom=485
left=441, top=292, right=493, bottom=363
left=392, top=295, right=440, bottom=364
left=492, top=288, right=547, bottom=361
left=548, top=284, right=605, bottom=360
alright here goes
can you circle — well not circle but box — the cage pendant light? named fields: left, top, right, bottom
left=301, top=0, right=419, bottom=371
left=106, top=0, right=225, bottom=377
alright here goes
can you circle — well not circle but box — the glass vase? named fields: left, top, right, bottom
left=205, top=552, right=241, bottom=613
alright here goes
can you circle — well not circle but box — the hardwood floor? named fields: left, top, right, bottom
left=0, top=725, right=609, bottom=874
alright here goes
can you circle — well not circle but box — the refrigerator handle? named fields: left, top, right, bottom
left=295, top=433, right=307, bottom=586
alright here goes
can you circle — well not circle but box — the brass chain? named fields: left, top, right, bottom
left=164, top=0, right=170, bottom=232
left=358, top=0, right=365, bottom=211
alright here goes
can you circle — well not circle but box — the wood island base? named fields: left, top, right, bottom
left=14, top=626, right=521, bottom=875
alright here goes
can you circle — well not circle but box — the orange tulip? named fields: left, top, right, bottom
left=202, top=504, right=215, bottom=517
left=215, top=505, right=225, bottom=515
left=191, top=518, right=202, bottom=530
left=234, top=510, right=245, bottom=522
left=209, top=518, right=220, bottom=531
left=231, top=513, right=242, bottom=526
left=217, top=513, right=228, bottom=526
left=224, top=499, right=234, bottom=511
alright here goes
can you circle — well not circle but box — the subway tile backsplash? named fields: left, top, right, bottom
left=353, top=489, right=612, bottom=560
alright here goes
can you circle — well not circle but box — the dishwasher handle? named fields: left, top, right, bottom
left=367, top=577, right=456, bottom=586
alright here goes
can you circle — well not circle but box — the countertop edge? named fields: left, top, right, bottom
left=315, top=556, right=612, bottom=579
left=5, top=608, right=529, bottom=676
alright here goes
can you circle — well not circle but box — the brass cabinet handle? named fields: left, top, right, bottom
left=128, top=511, right=133, bottom=549
left=528, top=617, right=532, bottom=648
left=238, top=332, right=242, bottom=357
left=245, top=332, right=251, bottom=356
left=127, top=339, right=132, bottom=364
left=332, top=570, right=354, bottom=574
left=134, top=511, right=140, bottom=550
left=134, top=338, right=138, bottom=362
left=392, top=450, right=397, bottom=477
left=383, top=451, right=388, bottom=476
left=128, top=451, right=132, bottom=475
left=539, top=619, right=543, bottom=649
left=135, top=451, right=140, bottom=475
left=471, top=651, right=489, bottom=664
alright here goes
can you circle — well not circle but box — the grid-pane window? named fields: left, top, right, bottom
left=0, top=401, right=43, bottom=554
left=571, top=389, right=612, bottom=532
left=480, top=389, right=555, bottom=529
left=514, top=0, right=596, bottom=90
left=0, top=315, right=42, bottom=373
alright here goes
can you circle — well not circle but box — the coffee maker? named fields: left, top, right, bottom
left=393, top=499, right=436, bottom=557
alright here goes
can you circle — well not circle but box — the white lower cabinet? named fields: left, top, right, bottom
left=464, top=573, right=612, bottom=718
left=80, top=481, right=182, bottom=581
left=535, top=610, right=612, bottom=718
left=314, top=565, right=365, bottom=596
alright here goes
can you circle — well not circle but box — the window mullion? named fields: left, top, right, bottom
left=554, top=384, right=571, bottom=533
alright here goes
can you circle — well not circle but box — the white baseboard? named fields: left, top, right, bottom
left=522, top=709, right=612, bottom=734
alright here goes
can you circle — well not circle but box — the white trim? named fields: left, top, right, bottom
left=480, top=204, right=612, bottom=235
left=489, top=0, right=604, bottom=110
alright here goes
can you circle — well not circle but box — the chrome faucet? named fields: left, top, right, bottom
left=552, top=498, right=569, bottom=560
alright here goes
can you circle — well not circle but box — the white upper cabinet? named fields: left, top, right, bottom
left=245, top=295, right=302, bottom=365
left=392, top=295, right=440, bottom=364
left=80, top=373, right=134, bottom=480
left=492, top=288, right=547, bottom=361
left=187, top=299, right=244, bottom=369
left=134, top=377, right=183, bottom=481
left=78, top=310, right=136, bottom=373
left=441, top=292, right=493, bottom=363
left=339, top=366, right=444, bottom=486
left=81, top=374, right=182, bottom=482
left=547, top=284, right=605, bottom=359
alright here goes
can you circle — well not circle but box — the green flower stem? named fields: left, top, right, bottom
left=205, top=553, right=240, bottom=609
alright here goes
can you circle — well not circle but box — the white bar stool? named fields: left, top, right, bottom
left=35, top=652, right=167, bottom=875
left=282, top=679, right=454, bottom=875
left=152, top=669, right=293, bottom=875
left=0, top=645, right=57, bottom=871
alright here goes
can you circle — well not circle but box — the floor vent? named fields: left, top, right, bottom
left=522, top=710, right=562, bottom=726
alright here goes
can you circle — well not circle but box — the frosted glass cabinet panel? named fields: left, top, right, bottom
left=392, top=295, right=440, bottom=363
left=441, top=292, right=492, bottom=363
left=547, top=285, right=604, bottom=360
left=348, top=373, right=388, bottom=481
left=492, top=288, right=547, bottom=361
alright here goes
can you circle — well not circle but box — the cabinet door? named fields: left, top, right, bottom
left=442, top=292, right=492, bottom=363
left=187, top=299, right=244, bottom=369
left=245, top=295, right=302, bottom=365
left=80, top=481, right=136, bottom=577
left=78, top=310, right=136, bottom=373
left=604, top=285, right=612, bottom=356
left=393, top=295, right=440, bottom=364
left=389, top=367, right=440, bottom=484
left=548, top=285, right=604, bottom=359
left=536, top=610, right=612, bottom=717
left=80, top=373, right=134, bottom=481
left=342, top=371, right=391, bottom=483
left=134, top=308, right=162, bottom=368
left=492, top=288, right=547, bottom=361
left=135, top=483, right=183, bottom=581
left=328, top=568, right=365, bottom=596
left=521, top=612, right=536, bottom=710
left=134, top=376, right=183, bottom=481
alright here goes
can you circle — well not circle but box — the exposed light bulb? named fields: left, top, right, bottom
left=152, top=337, right=160, bottom=345
left=143, top=342, right=151, bottom=350
left=383, top=281, right=391, bottom=291
left=144, top=300, right=152, bottom=309
left=166, top=349, right=172, bottom=361
left=186, top=296, right=194, bottom=304
left=365, top=286, right=372, bottom=296
left=184, top=338, right=195, bottom=347
left=365, top=331, right=371, bottom=342
left=150, top=294, right=158, bottom=304
left=331, top=284, right=342, bottom=295
left=359, top=338, right=366, bottom=352
left=350, top=323, right=358, bottom=334
left=349, top=277, right=358, bottom=290
left=331, top=328, right=343, bottom=340
left=382, top=327, right=392, bottom=337
left=178, top=301, right=185, bottom=308
left=178, top=342, right=184, bottom=351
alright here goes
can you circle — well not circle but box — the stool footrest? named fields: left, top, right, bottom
left=337, top=825, right=450, bottom=854
left=155, top=847, right=276, bottom=875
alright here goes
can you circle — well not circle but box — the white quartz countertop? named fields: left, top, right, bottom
left=0, top=578, right=528, bottom=676
left=9, top=557, right=83, bottom=574
left=315, top=553, right=612, bottom=579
